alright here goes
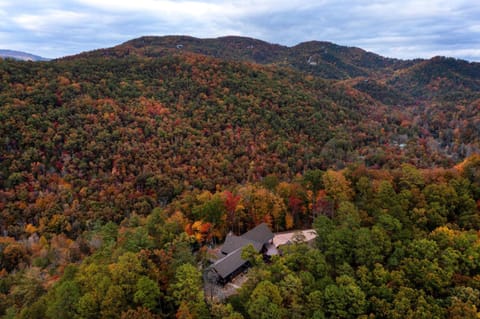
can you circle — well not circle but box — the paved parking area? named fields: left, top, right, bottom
left=204, top=271, right=249, bottom=302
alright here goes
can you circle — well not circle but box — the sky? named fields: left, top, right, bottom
left=1, top=0, right=480, bottom=61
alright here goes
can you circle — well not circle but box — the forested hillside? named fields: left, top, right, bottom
left=0, top=53, right=396, bottom=237
left=75, top=35, right=480, bottom=161
left=0, top=37, right=480, bottom=318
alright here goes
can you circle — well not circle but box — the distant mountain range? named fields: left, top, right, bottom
left=0, top=49, right=50, bottom=61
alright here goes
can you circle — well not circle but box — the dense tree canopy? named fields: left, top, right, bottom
left=0, top=161, right=478, bottom=318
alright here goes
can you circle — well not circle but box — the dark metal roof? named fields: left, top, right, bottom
left=221, top=233, right=252, bottom=254
left=242, top=223, right=274, bottom=244
left=212, top=247, right=247, bottom=279
left=212, top=223, right=274, bottom=279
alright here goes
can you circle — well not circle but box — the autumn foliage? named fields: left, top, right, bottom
left=1, top=36, right=480, bottom=318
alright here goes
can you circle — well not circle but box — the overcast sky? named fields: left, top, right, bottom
left=1, top=0, right=480, bottom=61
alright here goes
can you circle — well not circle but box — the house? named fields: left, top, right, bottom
left=209, top=223, right=274, bottom=283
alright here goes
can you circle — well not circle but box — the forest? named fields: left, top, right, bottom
left=0, top=36, right=480, bottom=318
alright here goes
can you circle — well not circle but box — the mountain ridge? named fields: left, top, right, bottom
left=69, top=35, right=406, bottom=79
left=0, top=49, right=50, bottom=61
left=66, top=35, right=480, bottom=89
left=68, top=35, right=480, bottom=106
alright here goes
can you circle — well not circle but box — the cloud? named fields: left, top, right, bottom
left=73, top=0, right=317, bottom=17
left=75, top=0, right=228, bottom=15
left=13, top=10, right=88, bottom=33
left=0, top=0, right=479, bottom=61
